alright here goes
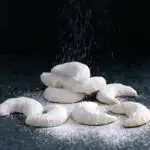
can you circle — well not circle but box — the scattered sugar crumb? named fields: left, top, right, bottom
left=5, top=91, right=150, bottom=147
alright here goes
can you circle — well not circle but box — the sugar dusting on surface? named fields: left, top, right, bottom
left=7, top=91, right=150, bottom=148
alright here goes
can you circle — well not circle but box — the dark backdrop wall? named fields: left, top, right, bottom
left=0, top=0, right=149, bottom=60
left=0, top=1, right=60, bottom=56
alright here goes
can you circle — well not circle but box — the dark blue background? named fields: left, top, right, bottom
left=0, top=0, right=149, bottom=57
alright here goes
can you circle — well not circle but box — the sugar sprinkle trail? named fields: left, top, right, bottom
left=12, top=91, right=150, bottom=148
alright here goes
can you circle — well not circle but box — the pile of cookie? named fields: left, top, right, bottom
left=41, top=61, right=150, bottom=128
left=0, top=61, right=149, bottom=128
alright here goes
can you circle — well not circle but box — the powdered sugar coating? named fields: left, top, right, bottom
left=0, top=97, right=69, bottom=127
left=25, top=105, right=68, bottom=127
left=40, top=72, right=64, bottom=88
left=109, top=101, right=150, bottom=127
left=96, top=83, right=137, bottom=105
left=0, top=97, right=44, bottom=116
left=40, top=72, right=106, bottom=95
left=72, top=102, right=117, bottom=125
left=43, top=87, right=85, bottom=103
left=69, top=76, right=107, bottom=94
left=51, top=61, right=90, bottom=81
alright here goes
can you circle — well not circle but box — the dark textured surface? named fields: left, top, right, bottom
left=0, top=54, right=150, bottom=150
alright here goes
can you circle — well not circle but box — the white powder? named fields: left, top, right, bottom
left=16, top=91, right=150, bottom=147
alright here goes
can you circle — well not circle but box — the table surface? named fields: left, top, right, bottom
left=0, top=54, right=150, bottom=150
